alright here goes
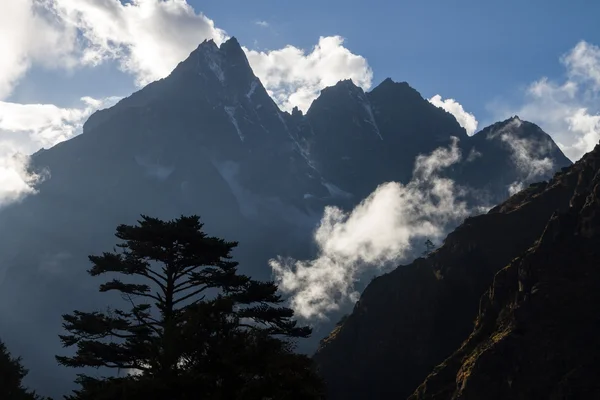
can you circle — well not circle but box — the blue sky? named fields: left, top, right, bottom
left=1, top=0, right=600, bottom=204
left=198, top=0, right=600, bottom=125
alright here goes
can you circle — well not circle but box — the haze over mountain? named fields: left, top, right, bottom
left=0, top=37, right=572, bottom=398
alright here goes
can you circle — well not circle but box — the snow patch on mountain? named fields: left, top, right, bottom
left=210, top=157, right=320, bottom=227
left=224, top=106, right=244, bottom=141
left=247, top=79, right=258, bottom=99
left=276, top=112, right=318, bottom=171
left=202, top=44, right=225, bottom=83
left=358, top=93, right=382, bottom=140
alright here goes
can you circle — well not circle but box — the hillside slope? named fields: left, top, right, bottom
left=0, top=37, right=571, bottom=397
left=314, top=146, right=579, bottom=400
left=410, top=142, right=600, bottom=399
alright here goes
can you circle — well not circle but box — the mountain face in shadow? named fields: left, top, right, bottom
left=409, top=142, right=600, bottom=400
left=314, top=143, right=597, bottom=399
left=0, top=37, right=570, bottom=397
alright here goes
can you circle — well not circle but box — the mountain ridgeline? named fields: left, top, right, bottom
left=0, top=37, right=571, bottom=397
left=314, top=143, right=600, bottom=398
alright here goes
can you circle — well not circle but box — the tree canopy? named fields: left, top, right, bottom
left=56, top=215, right=323, bottom=399
left=0, top=339, right=45, bottom=400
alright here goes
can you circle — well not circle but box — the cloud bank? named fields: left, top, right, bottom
left=429, top=94, right=479, bottom=136
left=40, top=1, right=371, bottom=112
left=47, top=0, right=227, bottom=87
left=490, top=41, right=600, bottom=161
left=0, top=0, right=77, bottom=99
left=270, top=139, right=471, bottom=320
left=0, top=151, right=45, bottom=208
left=484, top=117, right=556, bottom=196
left=0, top=96, right=120, bottom=207
left=245, top=36, right=373, bottom=112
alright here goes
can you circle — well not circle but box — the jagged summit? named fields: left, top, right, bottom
left=314, top=78, right=363, bottom=98
left=474, top=115, right=561, bottom=144
left=369, top=77, right=412, bottom=94
left=194, top=36, right=242, bottom=53
left=0, top=32, right=575, bottom=398
left=369, top=78, right=429, bottom=114
left=196, top=37, right=218, bottom=49
left=373, top=77, right=409, bottom=87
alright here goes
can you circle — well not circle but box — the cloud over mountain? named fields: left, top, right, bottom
left=490, top=40, right=600, bottom=162
left=429, top=95, right=478, bottom=136
left=0, top=96, right=119, bottom=206
left=0, top=0, right=373, bottom=208
left=270, top=139, right=471, bottom=320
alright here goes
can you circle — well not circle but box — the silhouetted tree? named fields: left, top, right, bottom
left=56, top=215, right=323, bottom=399
left=0, top=339, right=46, bottom=400
left=422, top=239, right=436, bottom=257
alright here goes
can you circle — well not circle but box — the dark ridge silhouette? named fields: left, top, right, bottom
left=0, top=37, right=570, bottom=397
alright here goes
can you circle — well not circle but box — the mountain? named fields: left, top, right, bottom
left=409, top=142, right=600, bottom=399
left=313, top=143, right=591, bottom=399
left=0, top=37, right=569, bottom=397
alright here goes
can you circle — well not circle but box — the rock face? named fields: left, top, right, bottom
left=410, top=143, right=600, bottom=399
left=0, top=36, right=570, bottom=397
left=313, top=150, right=580, bottom=399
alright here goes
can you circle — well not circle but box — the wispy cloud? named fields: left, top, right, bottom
left=489, top=40, right=600, bottom=161
left=0, top=96, right=120, bottom=207
left=0, top=0, right=77, bottom=99
left=255, top=20, right=269, bottom=28
left=47, top=0, right=228, bottom=87
left=485, top=117, right=556, bottom=195
left=244, top=36, right=373, bottom=112
left=502, top=131, right=555, bottom=195
left=270, top=138, right=471, bottom=320
left=429, top=94, right=478, bottom=136
left=0, top=151, right=46, bottom=209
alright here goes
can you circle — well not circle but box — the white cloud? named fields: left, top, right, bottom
left=429, top=94, right=478, bottom=135
left=0, top=96, right=120, bottom=207
left=501, top=132, right=554, bottom=181
left=507, top=181, right=524, bottom=196
left=0, top=0, right=77, bottom=99
left=270, top=138, right=471, bottom=320
left=255, top=20, right=269, bottom=28
left=0, top=151, right=45, bottom=209
left=562, top=41, right=600, bottom=90
left=244, top=36, right=373, bottom=112
left=501, top=130, right=555, bottom=196
left=0, top=97, right=119, bottom=149
left=12, top=1, right=372, bottom=115
left=47, top=0, right=227, bottom=87
left=484, top=117, right=555, bottom=195
left=489, top=40, right=600, bottom=161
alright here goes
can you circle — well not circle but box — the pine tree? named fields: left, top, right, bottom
left=0, top=339, right=45, bottom=400
left=422, top=239, right=436, bottom=257
left=56, top=215, right=323, bottom=399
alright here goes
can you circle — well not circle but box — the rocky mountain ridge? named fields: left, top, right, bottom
left=314, top=139, right=599, bottom=399
left=410, top=141, right=600, bottom=399
left=0, top=37, right=571, bottom=397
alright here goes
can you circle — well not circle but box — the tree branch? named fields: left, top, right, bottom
left=173, top=286, right=207, bottom=307
left=173, top=281, right=202, bottom=294
left=125, top=295, right=163, bottom=337
left=138, top=270, right=168, bottom=292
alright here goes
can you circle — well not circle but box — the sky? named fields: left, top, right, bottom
left=1, top=0, right=600, bottom=206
